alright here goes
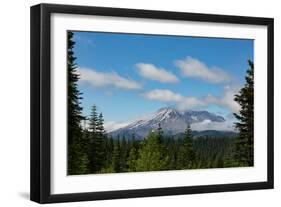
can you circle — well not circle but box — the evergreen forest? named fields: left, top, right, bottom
left=67, top=31, right=254, bottom=175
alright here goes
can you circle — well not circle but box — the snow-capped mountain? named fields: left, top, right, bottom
left=109, top=107, right=228, bottom=139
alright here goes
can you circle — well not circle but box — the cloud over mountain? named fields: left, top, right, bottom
left=136, top=63, right=179, bottom=83
left=175, top=56, right=231, bottom=84
left=204, top=85, right=241, bottom=113
left=142, top=89, right=206, bottom=111
left=191, top=119, right=235, bottom=132
left=142, top=89, right=183, bottom=102
left=142, top=86, right=240, bottom=113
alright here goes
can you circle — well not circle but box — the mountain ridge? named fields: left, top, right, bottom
left=109, top=107, right=235, bottom=139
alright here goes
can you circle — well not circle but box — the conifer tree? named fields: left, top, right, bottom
left=166, top=138, right=178, bottom=170
left=127, top=147, right=138, bottom=172
left=97, top=112, right=106, bottom=159
left=177, top=124, right=195, bottom=169
left=119, top=136, right=128, bottom=172
left=136, top=131, right=168, bottom=171
left=88, top=107, right=105, bottom=173
left=157, top=123, right=164, bottom=143
left=104, top=136, right=114, bottom=168
left=67, top=31, right=88, bottom=175
left=68, top=144, right=89, bottom=174
left=89, top=105, right=98, bottom=133
left=233, top=60, right=254, bottom=166
left=67, top=32, right=83, bottom=145
left=156, top=123, right=170, bottom=169
left=96, top=113, right=105, bottom=136
left=112, top=138, right=121, bottom=172
left=127, top=136, right=139, bottom=172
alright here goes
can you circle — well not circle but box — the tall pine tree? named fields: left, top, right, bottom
left=119, top=136, right=128, bottom=172
left=156, top=123, right=164, bottom=143
left=89, top=105, right=98, bottom=133
left=67, top=31, right=88, bottom=175
left=103, top=136, right=114, bottom=169
left=112, top=137, right=121, bottom=172
left=88, top=106, right=105, bottom=173
left=127, top=135, right=139, bottom=172
left=96, top=113, right=105, bottom=136
left=233, top=60, right=254, bottom=166
left=177, top=124, right=195, bottom=169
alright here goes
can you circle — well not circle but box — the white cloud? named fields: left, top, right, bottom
left=142, top=89, right=183, bottom=102
left=81, top=120, right=130, bottom=132
left=219, top=86, right=241, bottom=114
left=104, top=121, right=130, bottom=132
left=175, top=56, right=231, bottom=83
left=142, top=86, right=241, bottom=113
left=136, top=63, right=179, bottom=83
left=104, top=112, right=156, bottom=132
left=142, top=89, right=206, bottom=111
left=176, top=97, right=206, bottom=111
left=78, top=67, right=142, bottom=90
left=191, top=119, right=236, bottom=131
left=205, top=85, right=241, bottom=114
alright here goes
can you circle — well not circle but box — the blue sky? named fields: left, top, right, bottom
left=72, top=31, right=253, bottom=128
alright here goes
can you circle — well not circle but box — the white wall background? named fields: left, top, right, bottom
left=0, top=0, right=279, bottom=206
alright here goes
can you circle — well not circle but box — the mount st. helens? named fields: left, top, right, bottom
left=108, top=107, right=237, bottom=139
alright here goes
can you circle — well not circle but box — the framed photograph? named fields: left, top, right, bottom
left=30, top=3, right=274, bottom=203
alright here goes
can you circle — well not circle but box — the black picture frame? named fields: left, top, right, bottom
left=30, top=3, right=274, bottom=204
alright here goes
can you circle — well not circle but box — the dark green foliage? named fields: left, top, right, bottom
left=112, top=138, right=122, bottom=172
left=97, top=113, right=105, bottom=136
left=67, top=31, right=88, bottom=175
left=127, top=147, right=138, bottom=171
left=223, top=140, right=240, bottom=167
left=233, top=60, right=254, bottom=166
left=193, top=137, right=235, bottom=168
left=103, top=136, right=114, bottom=168
left=177, top=124, right=196, bottom=169
left=67, top=32, right=83, bottom=145
left=119, top=136, right=129, bottom=172
left=68, top=143, right=89, bottom=174
left=89, top=105, right=98, bottom=133
left=157, top=123, right=164, bottom=144
left=164, top=138, right=179, bottom=170
left=87, top=106, right=106, bottom=173
left=127, top=135, right=140, bottom=172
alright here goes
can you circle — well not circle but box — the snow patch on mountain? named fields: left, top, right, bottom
left=108, top=107, right=233, bottom=139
